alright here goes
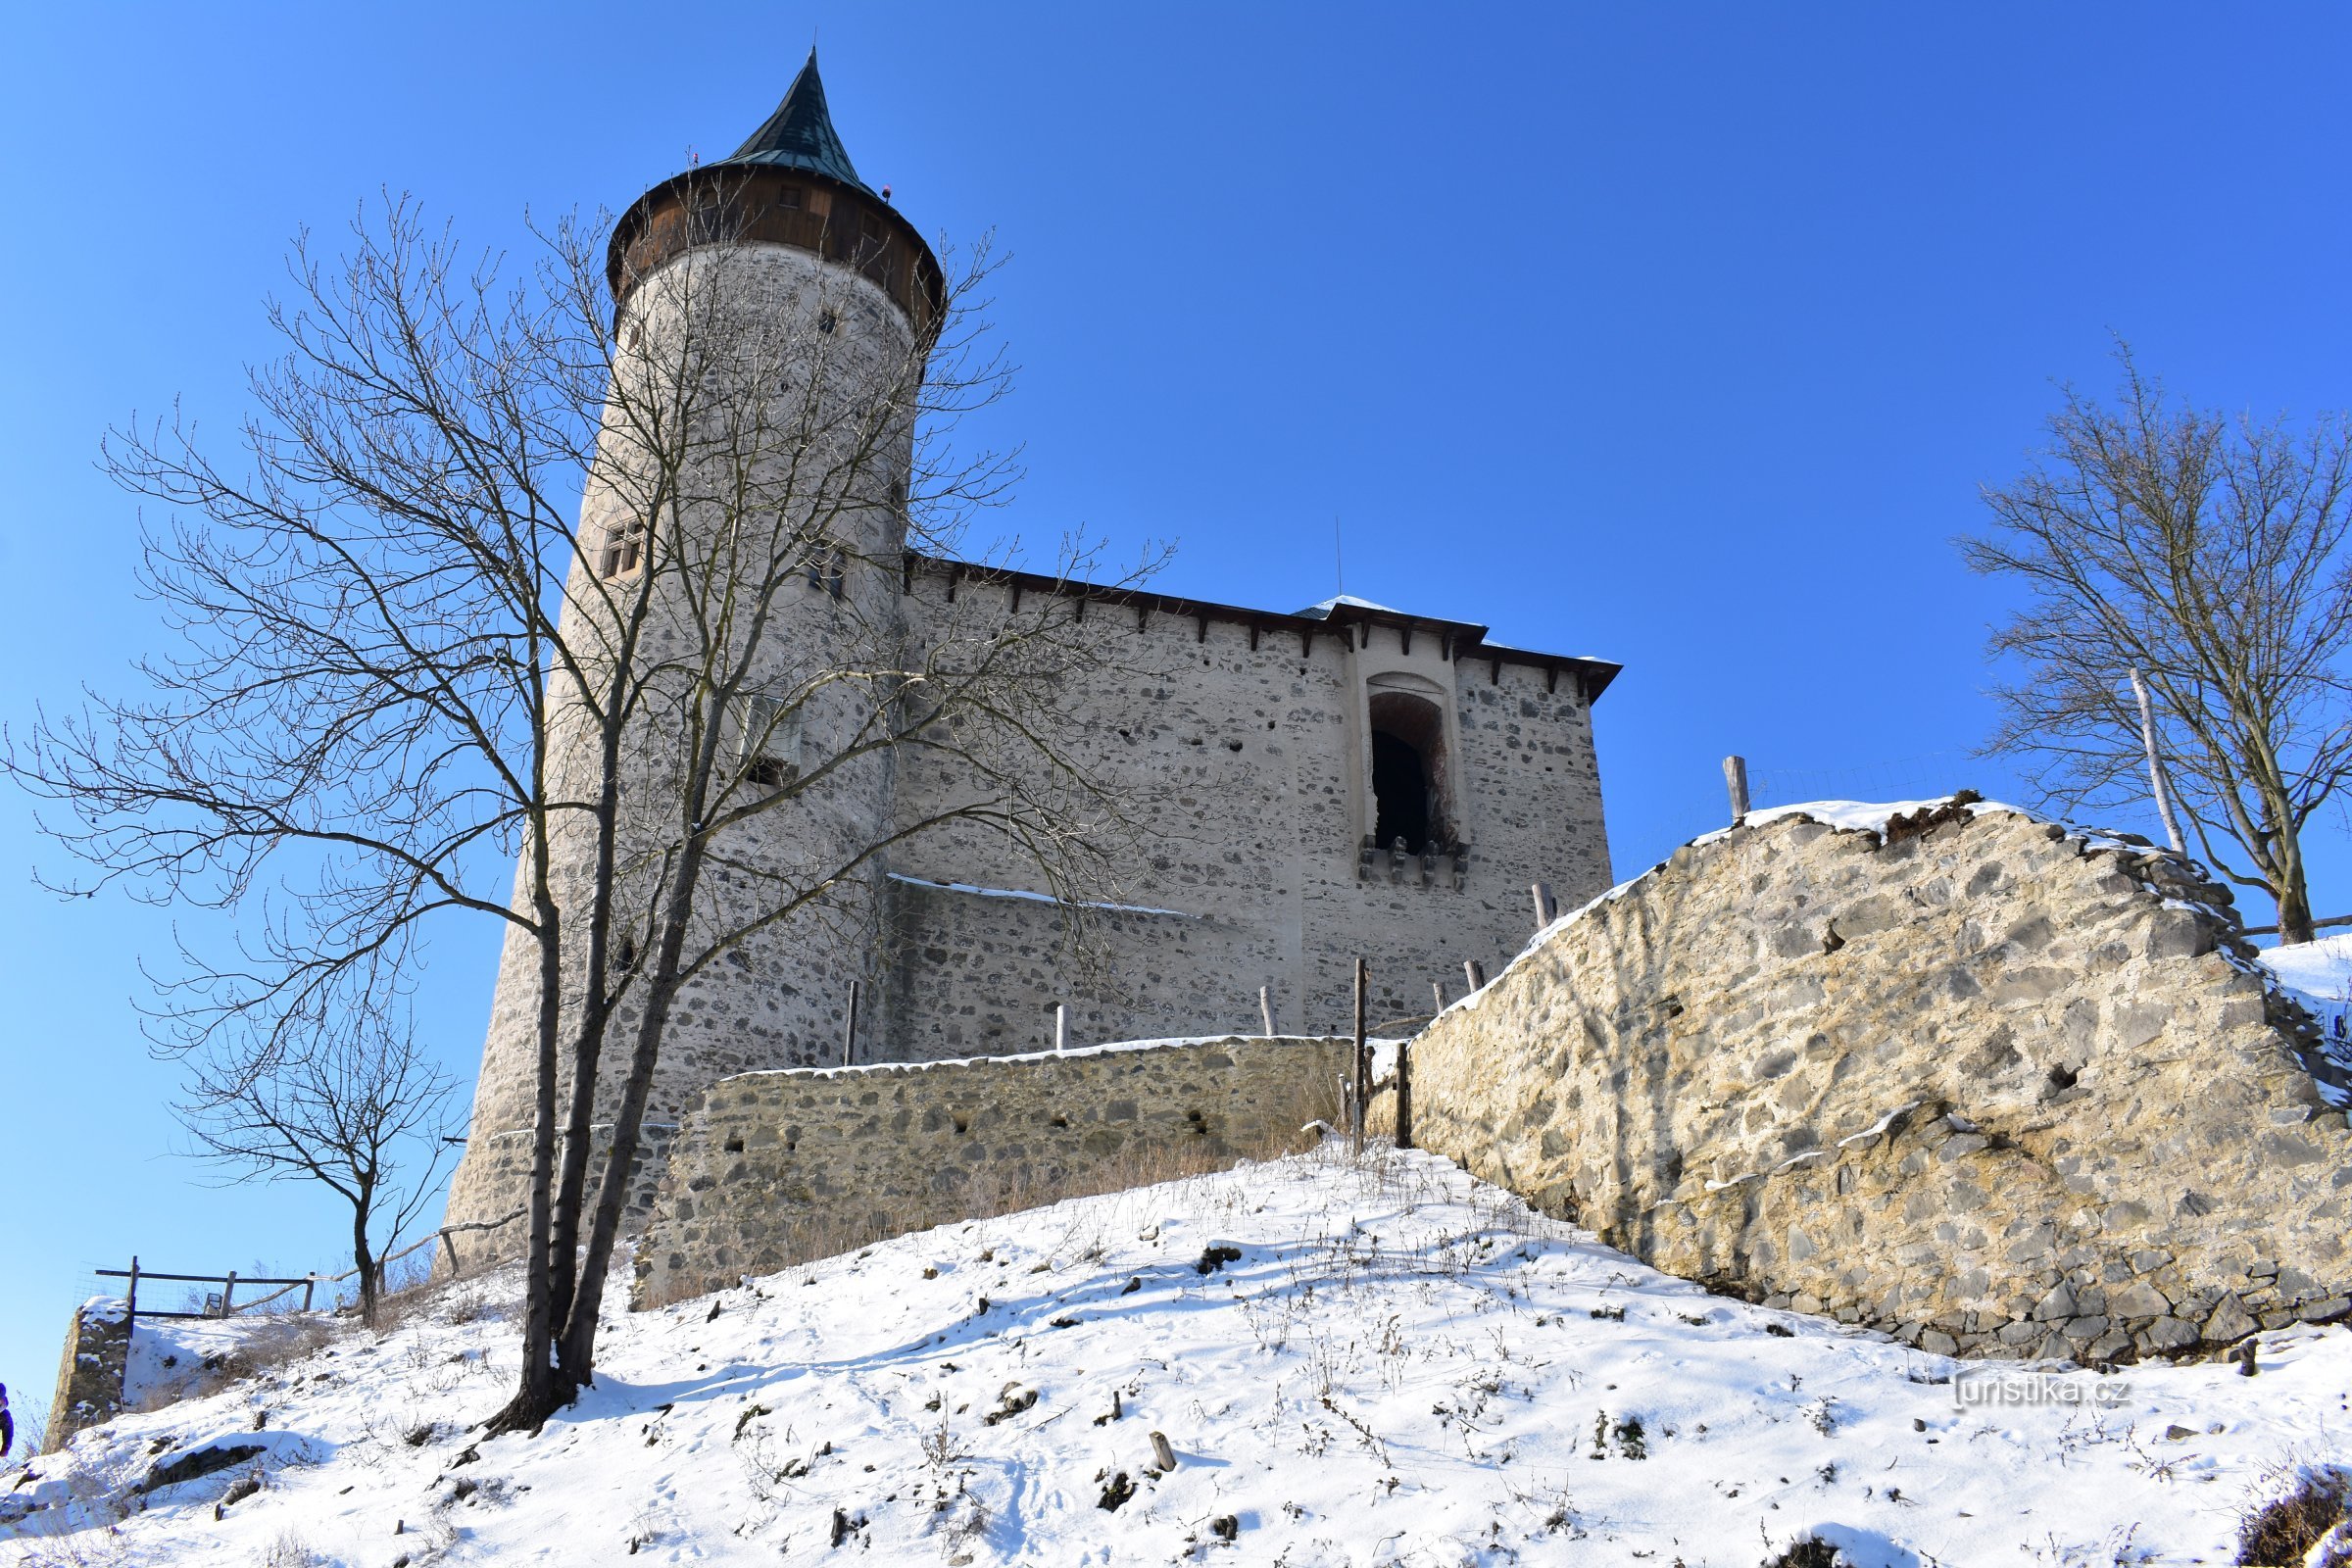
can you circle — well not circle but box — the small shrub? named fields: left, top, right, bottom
left=1762, top=1536, right=1841, bottom=1568
left=2236, top=1469, right=2351, bottom=1567
left=262, top=1530, right=321, bottom=1568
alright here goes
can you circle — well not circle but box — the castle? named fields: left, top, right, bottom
left=441, top=57, right=1616, bottom=1241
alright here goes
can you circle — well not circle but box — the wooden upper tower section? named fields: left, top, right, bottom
left=608, top=52, right=944, bottom=329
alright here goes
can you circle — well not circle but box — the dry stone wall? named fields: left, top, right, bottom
left=1408, top=801, right=2352, bottom=1363
left=632, top=1036, right=1351, bottom=1305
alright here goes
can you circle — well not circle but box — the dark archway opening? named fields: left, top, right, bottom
left=1372, top=731, right=1432, bottom=853
left=1373, top=733, right=1420, bottom=851
left=1368, top=691, right=1451, bottom=855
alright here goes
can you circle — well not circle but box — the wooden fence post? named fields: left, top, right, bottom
left=1054, top=1003, right=1069, bottom=1054
left=301, top=1275, right=317, bottom=1312
left=843, top=979, right=860, bottom=1067
left=220, top=1271, right=237, bottom=1318
left=1258, top=986, right=1276, bottom=1037
left=1724, top=755, right=1750, bottom=821
left=124, top=1256, right=140, bottom=1324
left=1531, top=881, right=1556, bottom=929
left=1395, top=1037, right=1413, bottom=1151
left=440, top=1228, right=461, bottom=1278
left=1431, top=979, right=1446, bottom=1014
left=1351, top=958, right=1368, bottom=1157
left=1463, top=958, right=1486, bottom=993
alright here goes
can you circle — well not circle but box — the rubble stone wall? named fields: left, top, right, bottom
left=438, top=1123, right=677, bottom=1274
left=1407, top=803, right=2352, bottom=1362
left=44, top=1299, right=128, bottom=1452
left=632, top=1036, right=1352, bottom=1306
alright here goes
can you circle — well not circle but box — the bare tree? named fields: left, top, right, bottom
left=7, top=191, right=1158, bottom=1433
left=534, top=192, right=1159, bottom=1397
left=175, top=987, right=458, bottom=1325
left=1964, top=349, right=2352, bottom=942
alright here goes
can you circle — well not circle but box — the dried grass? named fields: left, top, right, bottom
left=2236, top=1468, right=2351, bottom=1566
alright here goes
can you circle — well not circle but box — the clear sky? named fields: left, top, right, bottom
left=5, top=2, right=2349, bottom=1434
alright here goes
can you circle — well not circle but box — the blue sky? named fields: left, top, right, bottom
left=5, top=2, right=2350, bottom=1431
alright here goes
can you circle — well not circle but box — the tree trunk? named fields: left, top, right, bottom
left=548, top=757, right=625, bottom=1335
left=558, top=835, right=708, bottom=1388
left=353, top=1195, right=380, bottom=1329
left=2276, top=871, right=2318, bottom=945
left=488, top=896, right=569, bottom=1434
left=2128, top=667, right=2186, bottom=855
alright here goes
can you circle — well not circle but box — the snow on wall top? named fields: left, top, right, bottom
left=1443, top=794, right=2215, bottom=1021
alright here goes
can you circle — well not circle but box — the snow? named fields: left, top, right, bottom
left=2258, top=932, right=2352, bottom=1006
left=121, top=1312, right=325, bottom=1411
left=1437, top=797, right=2199, bottom=1026
left=10, top=1145, right=2349, bottom=1565
left=1298, top=595, right=1402, bottom=617
left=2255, top=933, right=2352, bottom=1097
left=723, top=1036, right=1406, bottom=1084
left=886, top=872, right=1193, bottom=919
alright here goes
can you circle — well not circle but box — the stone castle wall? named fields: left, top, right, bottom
left=448, top=566, right=1611, bottom=1250
left=445, top=171, right=1613, bottom=1254
left=631, top=1036, right=1353, bottom=1306
left=449, top=238, right=916, bottom=1223
left=1407, top=801, right=2352, bottom=1362
left=439, top=1123, right=678, bottom=1275
left=882, top=577, right=1612, bottom=1054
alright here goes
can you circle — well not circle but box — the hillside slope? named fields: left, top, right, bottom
left=7, top=1145, right=2349, bottom=1566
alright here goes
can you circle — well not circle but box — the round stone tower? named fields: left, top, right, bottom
left=443, top=53, right=943, bottom=1245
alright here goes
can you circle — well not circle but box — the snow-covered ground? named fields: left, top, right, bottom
left=7, top=1144, right=2348, bottom=1566
left=2261, top=932, right=2352, bottom=1018
left=2256, top=932, right=2352, bottom=1094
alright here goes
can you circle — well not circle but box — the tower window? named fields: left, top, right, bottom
left=1367, top=690, right=1454, bottom=855
left=740, top=693, right=801, bottom=789
left=817, top=309, right=838, bottom=334
left=806, top=541, right=847, bottom=599
left=775, top=185, right=803, bottom=211
left=1372, top=732, right=1430, bottom=853
left=598, top=514, right=647, bottom=579
left=691, top=192, right=740, bottom=241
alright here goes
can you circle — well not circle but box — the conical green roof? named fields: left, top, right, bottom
left=718, top=51, right=874, bottom=196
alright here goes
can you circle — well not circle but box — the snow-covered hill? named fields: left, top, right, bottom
left=7, top=1144, right=2349, bottom=1566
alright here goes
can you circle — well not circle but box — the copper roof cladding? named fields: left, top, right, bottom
left=607, top=52, right=943, bottom=327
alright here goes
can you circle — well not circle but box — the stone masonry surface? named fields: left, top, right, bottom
left=440, top=1123, right=677, bottom=1275
left=632, top=1036, right=1352, bottom=1305
left=45, top=1299, right=128, bottom=1452
left=1406, top=800, right=2352, bottom=1363
left=444, top=232, right=1613, bottom=1255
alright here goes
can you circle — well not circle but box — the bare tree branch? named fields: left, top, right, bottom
left=1963, top=345, right=2352, bottom=941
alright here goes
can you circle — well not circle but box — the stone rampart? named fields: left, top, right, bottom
left=1408, top=799, right=2352, bottom=1362
left=632, top=1036, right=1351, bottom=1306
